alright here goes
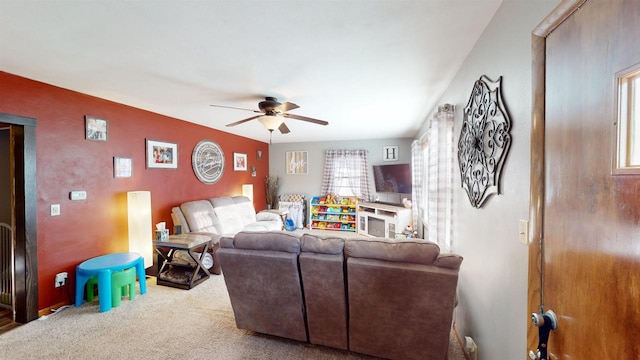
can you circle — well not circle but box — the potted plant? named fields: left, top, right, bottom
left=265, top=175, right=279, bottom=209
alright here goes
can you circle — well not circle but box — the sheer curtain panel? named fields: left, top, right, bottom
left=421, top=104, right=454, bottom=251
left=411, top=140, right=423, bottom=237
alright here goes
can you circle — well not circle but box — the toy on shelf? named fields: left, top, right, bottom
left=402, top=225, right=418, bottom=238
left=309, top=195, right=358, bottom=232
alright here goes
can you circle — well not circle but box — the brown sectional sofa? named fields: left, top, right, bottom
left=217, top=231, right=463, bottom=360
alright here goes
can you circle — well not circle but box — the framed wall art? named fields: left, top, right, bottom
left=286, top=151, right=308, bottom=174
left=85, top=116, right=107, bottom=141
left=146, top=139, right=178, bottom=169
left=113, top=157, right=133, bottom=178
left=192, top=140, right=225, bottom=184
left=458, top=75, right=511, bottom=208
left=234, top=152, right=247, bottom=171
left=383, top=146, right=399, bottom=161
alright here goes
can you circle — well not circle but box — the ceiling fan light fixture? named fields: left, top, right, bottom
left=258, top=115, right=284, bottom=131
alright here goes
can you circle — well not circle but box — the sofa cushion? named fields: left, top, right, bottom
left=301, top=234, right=345, bottom=255
left=179, top=200, right=219, bottom=234
left=299, top=234, right=348, bottom=350
left=217, top=231, right=307, bottom=342
left=242, top=221, right=282, bottom=232
left=232, top=231, right=301, bottom=253
left=347, top=256, right=459, bottom=360
left=345, top=238, right=440, bottom=265
left=255, top=211, right=281, bottom=222
left=210, top=196, right=257, bottom=234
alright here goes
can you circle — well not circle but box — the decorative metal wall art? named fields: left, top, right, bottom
left=458, top=75, right=511, bottom=208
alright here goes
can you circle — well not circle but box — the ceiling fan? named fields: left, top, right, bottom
left=210, top=96, right=329, bottom=136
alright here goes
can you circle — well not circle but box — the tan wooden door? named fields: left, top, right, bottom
left=527, top=0, right=640, bottom=358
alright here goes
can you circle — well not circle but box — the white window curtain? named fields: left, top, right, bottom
left=411, top=140, right=423, bottom=237
left=418, top=104, right=454, bottom=251
left=321, top=150, right=371, bottom=201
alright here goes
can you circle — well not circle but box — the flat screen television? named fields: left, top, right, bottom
left=373, top=163, right=412, bottom=194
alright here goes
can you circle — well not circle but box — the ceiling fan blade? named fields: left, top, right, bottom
left=283, top=113, right=329, bottom=126
left=226, top=115, right=262, bottom=127
left=275, top=102, right=300, bottom=112
left=278, top=122, right=291, bottom=134
left=210, top=104, right=262, bottom=113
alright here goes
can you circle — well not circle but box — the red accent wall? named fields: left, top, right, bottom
left=0, top=71, right=269, bottom=310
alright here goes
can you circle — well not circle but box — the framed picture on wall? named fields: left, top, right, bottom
left=113, top=157, right=133, bottom=178
left=234, top=152, right=247, bottom=171
left=383, top=146, right=399, bottom=161
left=146, top=139, right=178, bottom=169
left=286, top=151, right=308, bottom=174
left=85, top=116, right=107, bottom=141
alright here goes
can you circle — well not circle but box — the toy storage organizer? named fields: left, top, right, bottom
left=309, top=196, right=357, bottom=232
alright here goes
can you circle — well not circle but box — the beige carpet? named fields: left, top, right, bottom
left=0, top=274, right=466, bottom=360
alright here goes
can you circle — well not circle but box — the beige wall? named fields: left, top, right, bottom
left=416, top=1, right=559, bottom=358
left=269, top=138, right=413, bottom=205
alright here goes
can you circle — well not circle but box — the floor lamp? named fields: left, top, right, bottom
left=242, top=184, right=254, bottom=205
left=127, top=191, right=153, bottom=269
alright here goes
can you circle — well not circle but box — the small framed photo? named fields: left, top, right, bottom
left=251, top=166, right=257, bottom=177
left=146, top=139, right=178, bottom=169
left=286, top=151, right=308, bottom=174
left=85, top=116, right=107, bottom=141
left=114, top=157, right=133, bottom=178
left=234, top=152, right=247, bottom=171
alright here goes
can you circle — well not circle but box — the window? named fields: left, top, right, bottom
left=614, top=63, right=640, bottom=174
left=321, top=150, right=371, bottom=200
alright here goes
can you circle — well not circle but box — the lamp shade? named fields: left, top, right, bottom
left=258, top=115, right=284, bottom=130
left=127, top=191, right=153, bottom=269
left=242, top=184, right=254, bottom=204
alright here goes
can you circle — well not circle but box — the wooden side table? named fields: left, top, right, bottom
left=153, top=233, right=212, bottom=290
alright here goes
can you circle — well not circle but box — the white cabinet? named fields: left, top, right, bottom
left=357, top=202, right=411, bottom=238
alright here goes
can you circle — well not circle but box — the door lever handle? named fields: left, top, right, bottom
left=530, top=310, right=558, bottom=360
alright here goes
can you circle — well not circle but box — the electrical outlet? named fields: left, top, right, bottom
left=70, top=190, right=87, bottom=200
left=519, top=219, right=529, bottom=244
left=51, top=204, right=61, bottom=216
left=54, top=272, right=68, bottom=287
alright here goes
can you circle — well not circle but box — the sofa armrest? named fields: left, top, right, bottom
left=256, top=210, right=282, bottom=222
left=171, top=207, right=191, bottom=233
left=187, top=231, right=221, bottom=245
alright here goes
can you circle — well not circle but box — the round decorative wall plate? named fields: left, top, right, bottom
left=191, top=140, right=225, bottom=184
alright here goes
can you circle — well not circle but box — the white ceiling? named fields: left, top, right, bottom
left=0, top=0, right=502, bottom=144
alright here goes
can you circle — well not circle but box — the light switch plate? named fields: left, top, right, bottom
left=51, top=204, right=61, bottom=216
left=70, top=190, right=87, bottom=200
left=519, top=219, right=529, bottom=244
